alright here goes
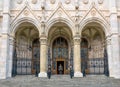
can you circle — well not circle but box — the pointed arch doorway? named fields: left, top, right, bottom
left=48, top=22, right=73, bottom=75
left=52, top=37, right=69, bottom=74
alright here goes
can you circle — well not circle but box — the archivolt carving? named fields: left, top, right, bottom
left=32, top=0, right=37, bottom=4
left=17, top=0, right=23, bottom=4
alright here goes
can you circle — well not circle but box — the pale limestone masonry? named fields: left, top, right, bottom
left=0, top=0, right=120, bottom=79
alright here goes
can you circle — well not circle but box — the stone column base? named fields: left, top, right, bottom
left=38, top=72, right=47, bottom=77
left=74, top=72, right=83, bottom=77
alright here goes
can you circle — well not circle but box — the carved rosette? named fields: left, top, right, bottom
left=65, top=0, right=71, bottom=4
left=91, top=9, right=96, bottom=16
left=17, top=0, right=23, bottom=4
left=24, top=10, right=29, bottom=16
left=31, top=0, right=37, bottom=4
left=98, top=0, right=104, bottom=4
left=83, top=0, right=89, bottom=4
left=50, top=0, right=56, bottom=4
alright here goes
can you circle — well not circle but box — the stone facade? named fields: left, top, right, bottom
left=0, top=0, right=120, bottom=79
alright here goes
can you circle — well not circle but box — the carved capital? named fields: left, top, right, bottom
left=73, top=35, right=81, bottom=45
left=106, top=37, right=111, bottom=45
left=17, top=0, right=23, bottom=4
left=9, top=36, right=15, bottom=45
left=40, top=36, right=47, bottom=45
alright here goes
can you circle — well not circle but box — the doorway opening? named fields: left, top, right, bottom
left=57, top=61, right=64, bottom=74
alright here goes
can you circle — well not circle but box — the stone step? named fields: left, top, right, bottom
left=0, top=75, right=119, bottom=87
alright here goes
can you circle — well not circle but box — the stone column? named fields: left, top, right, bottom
left=106, top=37, right=114, bottom=77
left=7, top=36, right=14, bottom=77
left=0, top=0, right=10, bottom=79
left=38, top=36, right=47, bottom=77
left=73, top=35, right=83, bottom=77
left=109, top=0, right=120, bottom=79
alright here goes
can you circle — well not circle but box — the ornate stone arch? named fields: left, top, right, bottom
left=79, top=17, right=110, bottom=36
left=10, top=17, right=40, bottom=36
left=46, top=18, right=74, bottom=36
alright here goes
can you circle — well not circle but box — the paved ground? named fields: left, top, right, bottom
left=0, top=75, right=120, bottom=87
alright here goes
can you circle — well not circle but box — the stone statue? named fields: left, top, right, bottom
left=58, top=64, right=63, bottom=74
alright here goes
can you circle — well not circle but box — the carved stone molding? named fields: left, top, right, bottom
left=57, top=10, right=62, bottom=17
left=50, top=0, right=56, bottom=4
left=83, top=0, right=89, bottom=4
left=73, top=35, right=81, bottom=45
left=31, top=0, right=37, bottom=4
left=74, top=39, right=80, bottom=45
left=17, top=0, right=23, bottom=4
left=91, top=9, right=96, bottom=16
left=40, top=37, right=47, bottom=45
left=9, top=37, right=15, bottom=45
left=65, top=0, right=71, bottom=4
left=106, top=38, right=111, bottom=45
left=98, top=0, right=104, bottom=4
left=24, top=10, right=29, bottom=16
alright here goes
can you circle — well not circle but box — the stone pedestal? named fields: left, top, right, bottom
left=73, top=36, right=83, bottom=77
left=38, top=36, right=47, bottom=77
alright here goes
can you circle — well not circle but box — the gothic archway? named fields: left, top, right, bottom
left=12, top=22, right=40, bottom=76
left=52, top=37, right=68, bottom=74
left=47, top=22, right=73, bottom=75
left=81, top=22, right=109, bottom=76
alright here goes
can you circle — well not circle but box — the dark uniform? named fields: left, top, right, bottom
left=47, top=65, right=51, bottom=79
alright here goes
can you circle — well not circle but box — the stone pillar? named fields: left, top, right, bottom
left=38, top=36, right=47, bottom=77
left=109, top=0, right=120, bottom=79
left=73, top=35, right=83, bottom=77
left=0, top=0, right=10, bottom=79
left=106, top=37, right=114, bottom=77
left=7, top=36, right=14, bottom=77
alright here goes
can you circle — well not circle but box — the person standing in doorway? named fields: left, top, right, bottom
left=58, top=64, right=63, bottom=74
